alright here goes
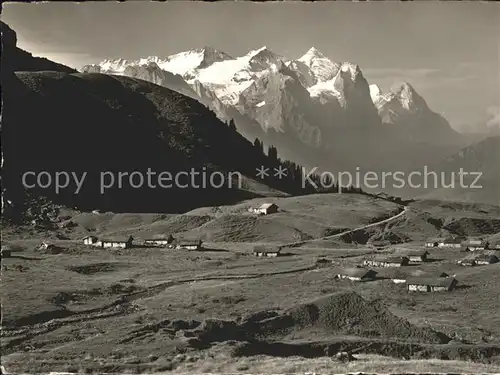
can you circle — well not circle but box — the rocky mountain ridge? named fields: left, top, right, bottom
left=82, top=46, right=466, bottom=175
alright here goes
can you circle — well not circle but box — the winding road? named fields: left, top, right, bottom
left=280, top=206, right=409, bottom=249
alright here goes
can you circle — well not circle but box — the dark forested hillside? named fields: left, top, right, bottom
left=0, top=21, right=356, bottom=222
left=2, top=70, right=346, bottom=220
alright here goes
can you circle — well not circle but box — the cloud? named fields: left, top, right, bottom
left=486, top=106, right=500, bottom=129
left=457, top=106, right=500, bottom=134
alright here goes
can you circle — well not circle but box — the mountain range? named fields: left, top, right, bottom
left=2, top=20, right=497, bottom=214
left=82, top=46, right=471, bottom=175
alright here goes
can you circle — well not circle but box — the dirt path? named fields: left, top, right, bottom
left=319, top=206, right=408, bottom=240
left=281, top=206, right=408, bottom=248
left=1, top=265, right=317, bottom=352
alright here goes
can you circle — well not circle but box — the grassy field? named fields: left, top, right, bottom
left=164, top=353, right=500, bottom=374
left=2, top=194, right=500, bottom=373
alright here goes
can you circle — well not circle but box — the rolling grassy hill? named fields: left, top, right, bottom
left=38, top=193, right=400, bottom=245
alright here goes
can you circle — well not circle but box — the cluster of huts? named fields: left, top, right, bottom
left=424, top=236, right=499, bottom=267
left=340, top=250, right=459, bottom=292
left=332, top=262, right=460, bottom=293
left=363, top=251, right=429, bottom=268
left=253, top=245, right=281, bottom=257
left=457, top=254, right=499, bottom=267
left=425, top=236, right=498, bottom=251
left=406, top=276, right=459, bottom=292
left=330, top=236, right=500, bottom=293
left=78, top=202, right=281, bottom=253
left=12, top=204, right=497, bottom=297
left=82, top=234, right=203, bottom=250
left=37, top=242, right=64, bottom=253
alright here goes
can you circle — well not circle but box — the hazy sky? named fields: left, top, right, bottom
left=2, top=1, right=499, bottom=130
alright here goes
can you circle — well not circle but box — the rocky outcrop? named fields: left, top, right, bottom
left=371, top=82, right=461, bottom=143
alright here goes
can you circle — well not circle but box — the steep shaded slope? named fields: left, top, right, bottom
left=1, top=21, right=77, bottom=221
left=2, top=71, right=321, bottom=219
left=378, top=136, right=500, bottom=205
left=371, top=83, right=462, bottom=144
left=237, top=62, right=324, bottom=147
left=419, top=136, right=500, bottom=206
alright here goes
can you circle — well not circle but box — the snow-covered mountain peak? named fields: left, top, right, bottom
left=296, top=47, right=339, bottom=84
left=307, top=77, right=344, bottom=103
left=299, top=47, right=326, bottom=61
left=99, top=58, right=132, bottom=73
left=390, top=82, right=426, bottom=111
left=306, top=62, right=369, bottom=108
left=87, top=46, right=446, bottom=138
left=101, top=58, right=124, bottom=64
left=285, top=60, right=316, bottom=88
left=195, top=46, right=229, bottom=54
left=371, top=81, right=431, bottom=122
left=91, top=47, right=232, bottom=79
left=195, top=46, right=233, bottom=68
left=248, top=47, right=283, bottom=71
left=248, top=46, right=272, bottom=57
left=137, top=56, right=168, bottom=67
left=339, top=62, right=362, bottom=81
left=157, top=47, right=231, bottom=77
left=137, top=61, right=161, bottom=70
left=187, top=48, right=278, bottom=105
left=369, top=84, right=382, bottom=101
left=392, top=81, right=416, bottom=95
left=246, top=46, right=281, bottom=63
